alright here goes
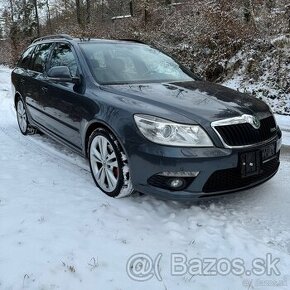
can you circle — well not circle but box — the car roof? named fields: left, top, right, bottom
left=31, top=34, right=146, bottom=46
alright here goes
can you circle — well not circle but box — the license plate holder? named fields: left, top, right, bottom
left=240, top=142, right=276, bottom=177
left=240, top=151, right=260, bottom=177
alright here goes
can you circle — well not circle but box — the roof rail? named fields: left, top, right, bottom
left=79, top=37, right=91, bottom=42
left=119, top=39, right=147, bottom=44
left=32, top=34, right=73, bottom=43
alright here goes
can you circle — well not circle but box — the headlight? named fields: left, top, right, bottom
left=134, top=114, right=213, bottom=147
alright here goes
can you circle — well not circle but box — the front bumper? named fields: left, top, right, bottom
left=126, top=130, right=282, bottom=201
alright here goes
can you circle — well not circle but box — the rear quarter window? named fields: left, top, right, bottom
left=18, top=46, right=35, bottom=69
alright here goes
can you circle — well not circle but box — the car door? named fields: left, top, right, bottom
left=12, top=45, right=36, bottom=108
left=24, top=42, right=54, bottom=126
left=39, top=42, right=85, bottom=149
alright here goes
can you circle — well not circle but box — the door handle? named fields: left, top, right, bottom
left=41, top=87, right=48, bottom=93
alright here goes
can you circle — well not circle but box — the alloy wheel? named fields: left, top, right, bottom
left=90, top=135, right=119, bottom=192
left=17, top=99, right=28, bottom=134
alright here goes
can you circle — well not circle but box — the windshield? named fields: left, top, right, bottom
left=80, top=42, right=194, bottom=85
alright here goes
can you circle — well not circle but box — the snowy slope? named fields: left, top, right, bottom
left=0, top=66, right=290, bottom=290
left=221, top=37, right=290, bottom=117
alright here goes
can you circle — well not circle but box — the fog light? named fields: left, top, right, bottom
left=169, top=178, right=185, bottom=189
left=159, top=171, right=199, bottom=177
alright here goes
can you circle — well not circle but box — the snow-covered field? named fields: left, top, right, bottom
left=0, top=66, right=290, bottom=290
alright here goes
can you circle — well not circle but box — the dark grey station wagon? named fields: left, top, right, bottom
left=12, top=34, right=282, bottom=200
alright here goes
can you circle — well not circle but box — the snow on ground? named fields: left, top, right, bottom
left=0, top=66, right=290, bottom=290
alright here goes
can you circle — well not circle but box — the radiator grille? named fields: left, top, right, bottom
left=214, top=116, right=276, bottom=147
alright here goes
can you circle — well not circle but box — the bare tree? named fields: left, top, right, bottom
left=32, top=0, right=40, bottom=36
left=45, top=0, right=52, bottom=33
left=9, top=0, right=14, bottom=22
left=86, top=0, right=91, bottom=24
left=75, top=0, right=82, bottom=25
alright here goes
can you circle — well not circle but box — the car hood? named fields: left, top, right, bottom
left=101, top=81, right=270, bottom=125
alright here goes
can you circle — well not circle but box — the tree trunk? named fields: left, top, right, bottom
left=86, top=0, right=91, bottom=24
left=76, top=0, right=82, bottom=26
left=9, top=0, right=14, bottom=22
left=22, top=0, right=31, bottom=36
left=33, top=0, right=40, bottom=37
left=144, top=0, right=149, bottom=26
left=46, top=0, right=52, bottom=33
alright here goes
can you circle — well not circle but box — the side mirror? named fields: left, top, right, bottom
left=47, top=66, right=80, bottom=84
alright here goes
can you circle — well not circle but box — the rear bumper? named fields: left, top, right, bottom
left=126, top=131, right=282, bottom=201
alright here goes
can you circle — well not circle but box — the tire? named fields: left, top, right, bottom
left=88, top=128, right=134, bottom=198
left=16, top=98, right=37, bottom=135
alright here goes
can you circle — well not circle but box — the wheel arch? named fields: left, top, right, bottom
left=84, top=120, right=129, bottom=159
left=14, top=91, right=24, bottom=108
